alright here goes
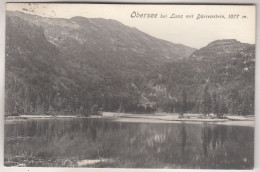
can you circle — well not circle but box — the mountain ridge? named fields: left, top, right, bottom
left=5, top=10, right=255, bottom=116
left=7, top=10, right=196, bottom=62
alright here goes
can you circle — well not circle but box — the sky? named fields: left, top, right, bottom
left=6, top=3, right=256, bottom=49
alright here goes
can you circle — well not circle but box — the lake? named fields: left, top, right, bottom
left=4, top=118, right=254, bottom=169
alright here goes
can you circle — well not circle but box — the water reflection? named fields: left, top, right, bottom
left=90, top=127, right=97, bottom=142
left=180, top=123, right=187, bottom=155
left=4, top=119, right=254, bottom=169
left=201, top=124, right=212, bottom=156
left=201, top=125, right=229, bottom=158
left=212, top=126, right=219, bottom=150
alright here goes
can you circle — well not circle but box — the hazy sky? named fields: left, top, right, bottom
left=6, top=3, right=256, bottom=48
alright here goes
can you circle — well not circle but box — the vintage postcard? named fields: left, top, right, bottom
left=4, top=3, right=255, bottom=169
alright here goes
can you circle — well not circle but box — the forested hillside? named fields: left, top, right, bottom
left=155, top=40, right=255, bottom=115
left=5, top=11, right=255, bottom=116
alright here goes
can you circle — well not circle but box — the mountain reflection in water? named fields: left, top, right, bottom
left=4, top=118, right=254, bottom=169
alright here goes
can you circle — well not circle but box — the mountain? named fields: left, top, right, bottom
left=191, top=39, right=253, bottom=59
left=156, top=39, right=255, bottom=115
left=5, top=10, right=196, bottom=115
left=194, top=39, right=255, bottom=115
left=5, top=11, right=255, bottom=116
left=6, top=11, right=196, bottom=73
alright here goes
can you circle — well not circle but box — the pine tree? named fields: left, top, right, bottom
left=203, top=85, right=211, bottom=117
left=211, top=92, right=219, bottom=117
left=217, top=96, right=228, bottom=118
left=178, top=89, right=187, bottom=118
left=182, top=89, right=187, bottom=114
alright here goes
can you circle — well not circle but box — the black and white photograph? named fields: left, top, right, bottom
left=4, top=3, right=256, bottom=169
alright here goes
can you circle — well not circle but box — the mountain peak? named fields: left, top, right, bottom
left=207, top=39, right=240, bottom=47
left=71, top=16, right=88, bottom=21
left=190, top=39, right=254, bottom=60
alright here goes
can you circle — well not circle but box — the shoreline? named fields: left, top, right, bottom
left=4, top=113, right=254, bottom=127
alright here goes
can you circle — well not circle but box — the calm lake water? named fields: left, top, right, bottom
left=4, top=118, right=254, bottom=169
